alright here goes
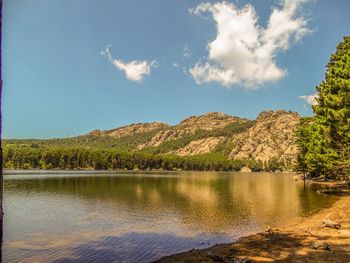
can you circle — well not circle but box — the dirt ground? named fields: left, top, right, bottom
left=153, top=181, right=350, bottom=263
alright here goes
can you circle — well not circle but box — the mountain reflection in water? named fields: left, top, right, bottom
left=3, top=171, right=338, bottom=263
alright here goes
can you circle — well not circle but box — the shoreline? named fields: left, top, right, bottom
left=3, top=168, right=297, bottom=174
left=153, top=181, right=350, bottom=263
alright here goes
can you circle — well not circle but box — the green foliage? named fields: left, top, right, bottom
left=267, top=157, right=284, bottom=172
left=212, top=138, right=236, bottom=157
left=22, top=163, right=32, bottom=170
left=2, top=144, right=269, bottom=172
left=296, top=36, right=350, bottom=179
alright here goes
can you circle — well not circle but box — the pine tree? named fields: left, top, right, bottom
left=300, top=36, right=350, bottom=179
left=314, top=36, right=350, bottom=146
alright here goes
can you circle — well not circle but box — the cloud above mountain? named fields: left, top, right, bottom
left=189, top=0, right=311, bottom=88
left=102, top=46, right=157, bottom=82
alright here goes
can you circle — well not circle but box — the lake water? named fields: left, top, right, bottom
left=3, top=170, right=338, bottom=263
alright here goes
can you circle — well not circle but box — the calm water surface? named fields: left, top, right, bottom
left=4, top=170, right=338, bottom=263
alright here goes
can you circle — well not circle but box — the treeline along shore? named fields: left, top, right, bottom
left=2, top=146, right=275, bottom=172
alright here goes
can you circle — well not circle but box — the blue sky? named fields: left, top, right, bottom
left=3, top=0, right=350, bottom=138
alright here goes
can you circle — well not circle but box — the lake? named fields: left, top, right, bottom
left=3, top=170, right=338, bottom=263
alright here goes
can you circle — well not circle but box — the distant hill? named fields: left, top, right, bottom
left=4, top=110, right=300, bottom=170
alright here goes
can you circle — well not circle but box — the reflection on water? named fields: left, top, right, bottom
left=3, top=171, right=338, bottom=263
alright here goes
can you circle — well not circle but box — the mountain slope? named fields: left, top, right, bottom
left=228, top=110, right=299, bottom=166
left=84, top=110, right=299, bottom=165
left=137, top=112, right=248, bottom=149
left=3, top=110, right=301, bottom=170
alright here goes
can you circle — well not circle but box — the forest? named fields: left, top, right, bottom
left=2, top=145, right=270, bottom=172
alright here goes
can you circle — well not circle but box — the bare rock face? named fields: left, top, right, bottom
left=175, top=137, right=224, bottom=156
left=88, top=122, right=168, bottom=139
left=138, top=112, right=248, bottom=149
left=229, top=110, right=300, bottom=165
left=178, top=112, right=247, bottom=131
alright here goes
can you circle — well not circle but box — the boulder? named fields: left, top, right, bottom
left=240, top=166, right=252, bottom=173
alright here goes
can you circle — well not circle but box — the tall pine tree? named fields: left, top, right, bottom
left=297, top=36, right=350, bottom=179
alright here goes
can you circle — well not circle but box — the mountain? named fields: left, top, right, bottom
left=3, top=110, right=300, bottom=170
left=84, top=110, right=299, bottom=165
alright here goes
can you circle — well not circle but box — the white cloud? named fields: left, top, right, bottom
left=101, top=46, right=157, bottom=82
left=299, top=92, right=318, bottom=106
left=189, top=0, right=311, bottom=88
left=190, top=62, right=238, bottom=86
left=172, top=62, right=180, bottom=68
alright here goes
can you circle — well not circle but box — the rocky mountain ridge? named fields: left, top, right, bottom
left=228, top=110, right=299, bottom=166
left=137, top=112, right=248, bottom=149
left=87, top=110, right=300, bottom=166
left=88, top=122, right=169, bottom=139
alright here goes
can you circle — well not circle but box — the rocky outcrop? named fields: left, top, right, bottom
left=228, top=110, right=300, bottom=165
left=175, top=137, right=224, bottom=156
left=88, top=122, right=168, bottom=139
left=138, top=112, right=248, bottom=149
left=178, top=112, right=247, bottom=131
left=137, top=129, right=193, bottom=149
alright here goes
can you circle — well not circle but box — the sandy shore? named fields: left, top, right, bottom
left=154, top=181, right=350, bottom=263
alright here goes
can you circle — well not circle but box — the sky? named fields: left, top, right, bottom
left=3, top=0, right=350, bottom=138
